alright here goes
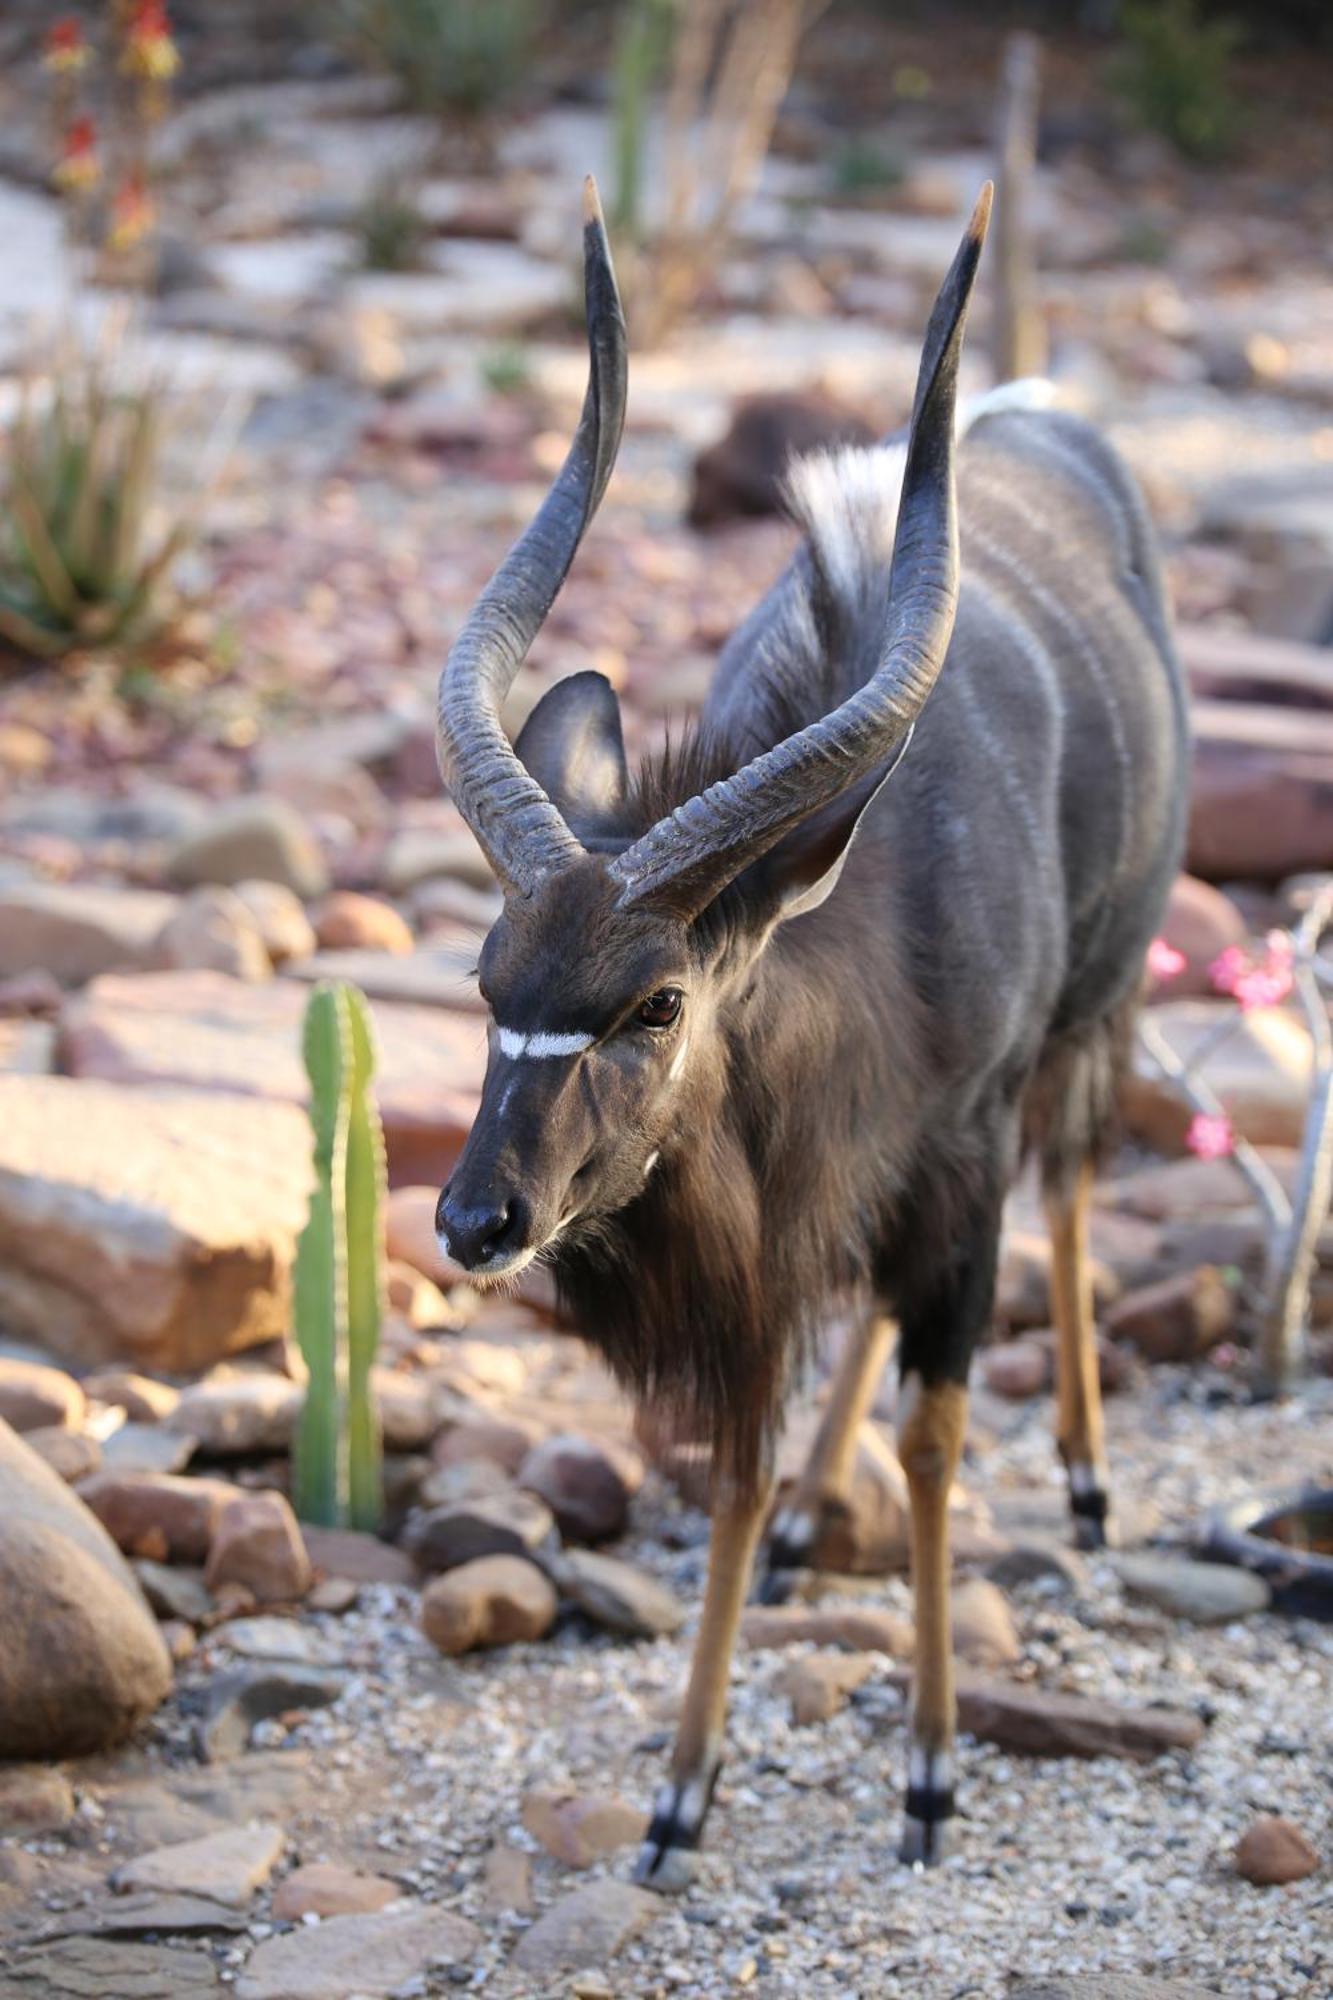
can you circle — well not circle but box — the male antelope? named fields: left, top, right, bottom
left=434, top=179, right=1188, bottom=1882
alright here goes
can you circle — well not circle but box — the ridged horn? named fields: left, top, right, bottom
left=608, top=182, right=993, bottom=918
left=436, top=177, right=628, bottom=897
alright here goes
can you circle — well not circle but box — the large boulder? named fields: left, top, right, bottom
left=0, top=1076, right=310, bottom=1370
left=0, top=882, right=176, bottom=985
left=61, top=971, right=482, bottom=1187
left=0, top=1418, right=172, bottom=1757
left=1189, top=700, right=1333, bottom=881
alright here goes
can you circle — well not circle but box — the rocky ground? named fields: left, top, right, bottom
left=1, top=6, right=1332, bottom=1996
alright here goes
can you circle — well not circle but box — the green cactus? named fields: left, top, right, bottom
left=292, top=981, right=386, bottom=1531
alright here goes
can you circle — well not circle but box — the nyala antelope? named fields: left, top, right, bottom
left=434, top=179, right=1188, bottom=1883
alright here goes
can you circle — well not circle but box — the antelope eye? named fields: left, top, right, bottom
left=637, top=987, right=683, bottom=1030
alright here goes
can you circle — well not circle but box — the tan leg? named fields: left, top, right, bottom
left=763, top=1311, right=896, bottom=1592
left=633, top=1472, right=772, bottom=1891
left=897, top=1369, right=968, bottom=1865
left=1045, top=1162, right=1111, bottom=1548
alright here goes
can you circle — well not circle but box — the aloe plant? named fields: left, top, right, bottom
left=292, top=982, right=387, bottom=1531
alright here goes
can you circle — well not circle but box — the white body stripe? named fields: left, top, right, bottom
left=497, top=1026, right=593, bottom=1060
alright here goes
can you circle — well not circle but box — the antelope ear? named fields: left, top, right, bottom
left=514, top=671, right=630, bottom=842
left=737, top=757, right=898, bottom=928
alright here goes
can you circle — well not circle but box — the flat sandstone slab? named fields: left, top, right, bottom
left=0, top=1075, right=311, bottom=1370
left=61, top=970, right=482, bottom=1185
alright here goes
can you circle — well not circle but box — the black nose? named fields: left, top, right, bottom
left=435, top=1185, right=529, bottom=1271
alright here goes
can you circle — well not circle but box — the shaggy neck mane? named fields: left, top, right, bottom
left=550, top=722, right=920, bottom=1493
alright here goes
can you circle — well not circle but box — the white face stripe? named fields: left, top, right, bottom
left=496, top=1026, right=594, bottom=1061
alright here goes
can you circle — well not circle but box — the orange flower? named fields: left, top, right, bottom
left=121, top=0, right=179, bottom=80
left=43, top=17, right=92, bottom=73
left=52, top=116, right=100, bottom=194
left=108, top=170, right=155, bottom=251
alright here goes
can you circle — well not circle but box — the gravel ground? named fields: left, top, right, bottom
left=72, top=1377, right=1323, bottom=2000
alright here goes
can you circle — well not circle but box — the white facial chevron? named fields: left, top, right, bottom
left=497, top=1026, right=594, bottom=1061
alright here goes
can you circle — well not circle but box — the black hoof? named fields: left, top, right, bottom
left=900, top=1810, right=952, bottom=1865
left=757, top=1564, right=799, bottom=1605
left=1070, top=1480, right=1111, bottom=1551
left=1073, top=1509, right=1108, bottom=1552
left=632, top=1766, right=720, bottom=1894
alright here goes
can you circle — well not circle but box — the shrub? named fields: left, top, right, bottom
left=333, top=0, right=540, bottom=118
left=354, top=175, right=430, bottom=271
left=1113, top=0, right=1243, bottom=162
left=0, top=333, right=224, bottom=660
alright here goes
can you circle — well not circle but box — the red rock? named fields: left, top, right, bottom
left=1179, top=624, right=1333, bottom=711
left=314, top=892, right=414, bottom=955
left=771, top=1416, right=912, bottom=1574
left=82, top=1370, right=181, bottom=1424
left=951, top=1578, right=1020, bottom=1667
left=301, top=1525, right=418, bottom=1587
left=1105, top=1266, right=1236, bottom=1363
left=432, top=1410, right=547, bottom=1478
left=520, top=1790, right=647, bottom=1868
left=981, top=1337, right=1051, bottom=1399
left=24, top=1426, right=102, bottom=1483
left=420, top=1554, right=556, bottom=1655
left=1189, top=699, right=1333, bottom=882
left=518, top=1433, right=644, bottom=1544
left=1152, top=875, right=1248, bottom=999
left=204, top=1492, right=312, bottom=1604
left=271, top=1862, right=401, bottom=1919
left=60, top=971, right=483, bottom=1188
left=741, top=1604, right=914, bottom=1655
left=1234, top=1813, right=1320, bottom=1885
left=0, top=1358, right=86, bottom=1432
left=77, top=1471, right=241, bottom=1564
left=779, top=1649, right=877, bottom=1724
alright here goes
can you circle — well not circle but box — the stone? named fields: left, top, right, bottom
left=0, top=1076, right=311, bottom=1371
left=168, top=1374, right=302, bottom=1457
left=521, top=1789, right=648, bottom=1868
left=519, top=1432, right=644, bottom=1543
left=270, top=1862, right=401, bottom=1920
left=417, top=1457, right=512, bottom=1510
left=996, top=1229, right=1120, bottom=1329
left=301, top=1524, right=418, bottom=1586
left=77, top=1472, right=240, bottom=1564
left=951, top=1577, right=1021, bottom=1666
left=481, top=1842, right=533, bottom=1914
left=0, top=1939, right=223, bottom=1994
left=946, top=1672, right=1206, bottom=1760
left=512, top=1879, right=659, bottom=1977
left=741, top=1603, right=914, bottom=1655
left=0, top=881, right=176, bottom=984
left=1189, top=698, right=1333, bottom=882
left=110, top=1823, right=284, bottom=1907
left=1152, top=874, right=1248, bottom=999
left=101, top=1423, right=198, bottom=1475
left=1112, top=1553, right=1270, bottom=1623
left=1125, top=1000, right=1313, bottom=1151
left=218, top=1616, right=341, bottom=1666
left=379, top=826, right=493, bottom=895
left=0, top=1419, right=172, bottom=1757
left=420, top=1554, right=557, bottom=1655
left=230, top=881, right=316, bottom=964
left=236, top=1904, right=480, bottom=2000
left=167, top=797, right=329, bottom=898
left=405, top=1489, right=555, bottom=1571
left=0, top=1356, right=87, bottom=1432
left=431, top=1409, right=547, bottom=1478
left=371, top=1366, right=440, bottom=1451
left=0, top=1764, right=77, bottom=1834
left=1233, top=1813, right=1320, bottom=1885
left=385, top=1183, right=463, bottom=1286
left=779, top=1649, right=877, bottom=1724
left=152, top=886, right=272, bottom=982
left=555, top=1548, right=687, bottom=1638
left=197, top=1667, right=347, bottom=1762
left=205, top=1493, right=312, bottom=1604
left=772, top=1419, right=911, bottom=1574
left=62, top=973, right=482, bottom=1190
left=1011, top=1982, right=1221, bottom=2000
left=986, top=1541, right=1088, bottom=1595
left=981, top=1337, right=1050, bottom=1399
left=39, top=1892, right=249, bottom=1938
left=25, top=1425, right=102, bottom=1482
left=134, top=1561, right=216, bottom=1625
left=1105, top=1266, right=1237, bottom=1364
left=82, top=1370, right=181, bottom=1424
left=386, top=1259, right=453, bottom=1327
left=313, top=891, right=414, bottom=954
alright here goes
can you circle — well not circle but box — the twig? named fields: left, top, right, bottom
left=992, top=30, right=1045, bottom=383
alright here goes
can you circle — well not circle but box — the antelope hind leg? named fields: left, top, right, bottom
left=633, top=1472, right=772, bottom=1892
left=897, top=1370, right=968, bottom=1865
left=1046, top=1162, right=1112, bottom=1548
left=761, top=1310, right=896, bottom=1601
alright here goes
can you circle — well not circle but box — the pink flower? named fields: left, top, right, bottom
left=1146, top=937, right=1187, bottom=983
left=1210, top=933, right=1294, bottom=1011
left=1209, top=944, right=1247, bottom=996
left=1186, top=1112, right=1235, bottom=1161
